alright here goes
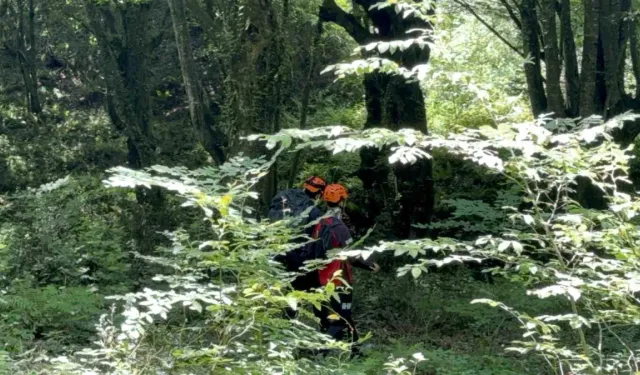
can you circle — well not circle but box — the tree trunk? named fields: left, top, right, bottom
left=321, top=0, right=434, bottom=238
left=85, top=2, right=156, bottom=169
left=599, top=0, right=623, bottom=117
left=539, top=0, right=565, bottom=116
left=520, top=0, right=547, bottom=117
left=85, top=3, right=174, bottom=269
left=560, top=0, right=579, bottom=116
left=121, top=4, right=155, bottom=168
left=579, top=0, right=600, bottom=117
left=16, top=0, right=41, bottom=116
left=167, top=0, right=225, bottom=165
left=471, top=0, right=640, bottom=143
left=359, top=73, right=433, bottom=238
left=630, top=21, right=640, bottom=98
left=288, top=21, right=323, bottom=188
left=364, top=1, right=434, bottom=238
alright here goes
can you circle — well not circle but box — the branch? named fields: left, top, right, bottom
left=498, top=0, right=522, bottom=30
left=319, top=0, right=370, bottom=44
left=453, top=0, right=524, bottom=57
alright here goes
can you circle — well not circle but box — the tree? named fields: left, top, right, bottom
left=320, top=0, right=434, bottom=237
left=83, top=2, right=178, bottom=261
left=0, top=0, right=42, bottom=116
left=455, top=0, right=640, bottom=145
left=85, top=1, right=157, bottom=169
left=183, top=0, right=289, bottom=210
left=167, top=0, right=226, bottom=165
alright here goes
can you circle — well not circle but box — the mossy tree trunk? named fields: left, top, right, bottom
left=167, top=0, right=226, bottom=165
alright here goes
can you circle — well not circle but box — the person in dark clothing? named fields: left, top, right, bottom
left=270, top=176, right=326, bottom=276
left=311, top=184, right=379, bottom=355
left=268, top=176, right=326, bottom=235
left=269, top=176, right=327, bottom=319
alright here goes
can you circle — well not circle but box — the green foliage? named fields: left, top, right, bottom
left=425, top=186, right=522, bottom=238
left=0, top=175, right=132, bottom=355
left=354, top=265, right=564, bottom=353
left=0, top=351, right=11, bottom=375
left=18, top=153, right=354, bottom=374
left=426, top=14, right=530, bottom=134
left=347, top=342, right=541, bottom=375
left=3, top=0, right=640, bottom=374
left=257, top=112, right=640, bottom=374
left=0, top=283, right=102, bottom=353
left=0, top=104, right=126, bottom=189
left=1, top=176, right=132, bottom=290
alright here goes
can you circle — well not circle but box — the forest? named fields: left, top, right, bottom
left=0, top=0, right=639, bottom=374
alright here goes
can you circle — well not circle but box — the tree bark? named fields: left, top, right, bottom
left=15, top=0, right=41, bottom=116
left=121, top=5, right=155, bottom=168
left=579, top=0, right=601, bottom=117
left=560, top=0, right=579, bottom=116
left=288, top=21, right=323, bottom=188
left=630, top=21, right=640, bottom=98
left=539, top=0, right=565, bottom=116
left=599, top=0, right=623, bottom=117
left=319, top=0, right=370, bottom=44
left=85, top=2, right=170, bottom=264
left=168, top=0, right=225, bottom=165
left=85, top=2, right=155, bottom=168
left=521, top=0, right=547, bottom=117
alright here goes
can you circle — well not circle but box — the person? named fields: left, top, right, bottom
left=268, top=175, right=326, bottom=238
left=269, top=176, right=328, bottom=322
left=310, top=183, right=379, bottom=355
left=270, top=176, right=326, bottom=276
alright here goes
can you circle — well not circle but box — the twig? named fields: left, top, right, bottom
left=452, top=0, right=524, bottom=58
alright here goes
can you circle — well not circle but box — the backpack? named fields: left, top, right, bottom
left=310, top=217, right=354, bottom=286
left=268, top=188, right=316, bottom=225
left=278, top=217, right=340, bottom=273
left=269, top=188, right=321, bottom=272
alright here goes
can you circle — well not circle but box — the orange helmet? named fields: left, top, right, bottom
left=303, top=176, right=326, bottom=194
left=323, top=184, right=348, bottom=203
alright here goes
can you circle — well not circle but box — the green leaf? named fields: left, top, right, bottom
left=498, top=241, right=510, bottom=251
left=471, top=299, right=499, bottom=307
left=411, top=267, right=422, bottom=278
left=512, top=241, right=523, bottom=254
left=286, top=297, right=297, bottom=311
left=567, top=287, right=581, bottom=302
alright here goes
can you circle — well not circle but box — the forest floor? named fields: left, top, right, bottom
left=343, top=267, right=554, bottom=374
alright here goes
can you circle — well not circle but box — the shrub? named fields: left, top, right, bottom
left=0, top=175, right=132, bottom=291
left=25, top=154, right=352, bottom=374
left=256, top=114, right=640, bottom=374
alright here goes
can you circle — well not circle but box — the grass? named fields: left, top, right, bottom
left=342, top=265, right=559, bottom=374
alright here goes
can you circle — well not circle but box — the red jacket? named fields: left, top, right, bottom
left=312, top=217, right=373, bottom=286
